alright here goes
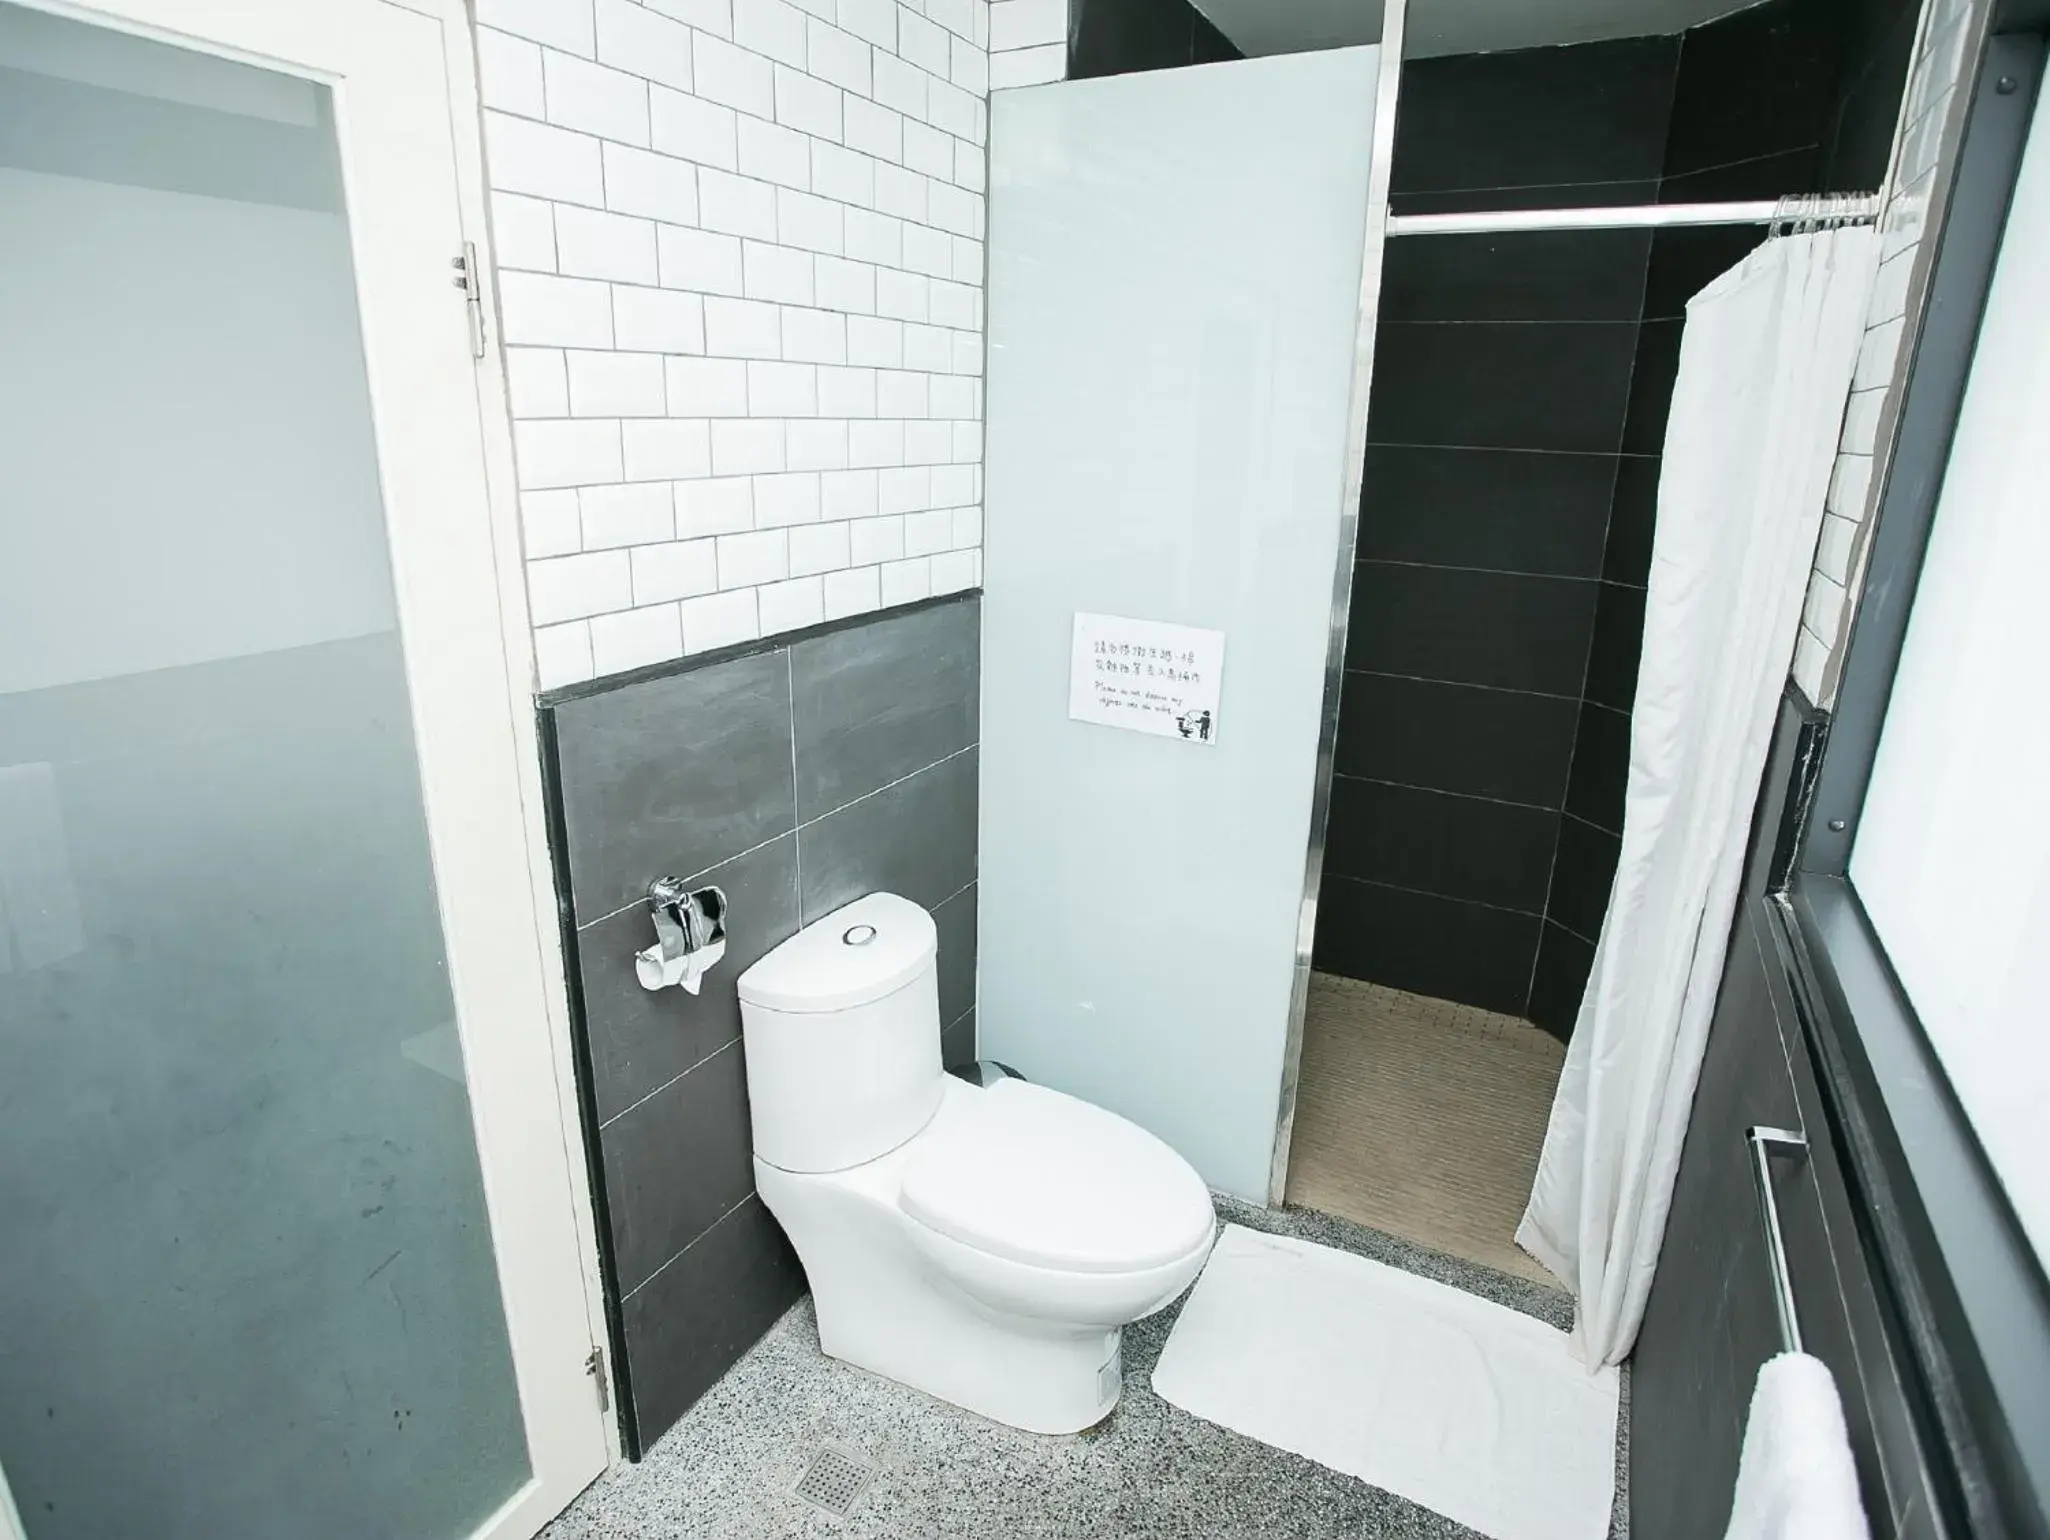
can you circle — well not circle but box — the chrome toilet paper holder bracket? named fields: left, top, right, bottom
left=645, top=877, right=727, bottom=966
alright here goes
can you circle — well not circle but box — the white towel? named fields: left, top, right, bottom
left=1724, top=1352, right=1871, bottom=1540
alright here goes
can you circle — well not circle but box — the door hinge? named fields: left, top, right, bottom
left=452, top=241, right=485, bottom=360
left=584, top=1346, right=610, bottom=1414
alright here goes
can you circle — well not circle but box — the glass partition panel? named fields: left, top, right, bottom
left=978, top=48, right=1380, bottom=1199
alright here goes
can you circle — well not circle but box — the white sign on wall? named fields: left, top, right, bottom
left=1068, top=612, right=1226, bottom=744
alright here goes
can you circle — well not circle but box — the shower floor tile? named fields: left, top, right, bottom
left=542, top=1198, right=1623, bottom=1539
left=1285, top=972, right=1567, bottom=1286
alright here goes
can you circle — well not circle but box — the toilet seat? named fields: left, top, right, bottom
left=898, top=1079, right=1214, bottom=1274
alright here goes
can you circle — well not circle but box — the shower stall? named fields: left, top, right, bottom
left=972, top=0, right=1916, bottom=1284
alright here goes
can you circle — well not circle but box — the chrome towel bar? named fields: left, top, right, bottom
left=1747, top=1126, right=1811, bottom=1354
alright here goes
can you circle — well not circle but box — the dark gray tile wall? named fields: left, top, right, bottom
left=542, top=594, right=981, bottom=1454
left=1632, top=691, right=1946, bottom=1539
left=1317, top=37, right=1680, bottom=1020
left=1632, top=901, right=1803, bottom=1536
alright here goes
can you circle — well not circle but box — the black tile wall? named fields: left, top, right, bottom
left=1527, top=921, right=1597, bottom=1040
left=1661, top=145, right=1823, bottom=202
left=1391, top=179, right=1664, bottom=217
left=542, top=593, right=981, bottom=1454
left=1817, top=0, right=1921, bottom=192
left=1346, top=564, right=1599, bottom=696
left=1354, top=447, right=1617, bottom=577
left=1660, top=0, right=1841, bottom=182
left=1602, top=453, right=1663, bottom=585
left=1365, top=322, right=1643, bottom=454
left=1327, top=0, right=1912, bottom=1033
left=1388, top=37, right=1680, bottom=210
left=1066, top=0, right=1240, bottom=80
left=1619, top=320, right=1685, bottom=455
left=1546, top=815, right=1622, bottom=944
left=1583, top=581, right=1649, bottom=713
left=1333, top=672, right=1578, bottom=808
left=1565, top=701, right=1633, bottom=835
left=1326, top=779, right=1559, bottom=914
left=1314, top=876, right=1542, bottom=1018
left=1317, top=35, right=1682, bottom=1022
left=1641, top=224, right=1769, bottom=320
left=1379, top=229, right=1653, bottom=323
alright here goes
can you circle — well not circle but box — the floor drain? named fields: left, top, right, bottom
left=792, top=1446, right=875, bottom=1519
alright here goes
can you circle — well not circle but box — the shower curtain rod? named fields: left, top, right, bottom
left=1386, top=193, right=1882, bottom=237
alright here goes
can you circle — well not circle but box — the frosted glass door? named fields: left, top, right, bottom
left=0, top=6, right=532, bottom=1536
left=978, top=50, right=1380, bottom=1200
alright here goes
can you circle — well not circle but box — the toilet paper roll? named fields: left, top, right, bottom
left=634, top=936, right=725, bottom=994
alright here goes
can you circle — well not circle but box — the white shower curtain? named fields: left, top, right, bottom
left=1517, top=226, right=1880, bottom=1367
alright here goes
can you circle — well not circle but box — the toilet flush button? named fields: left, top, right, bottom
left=842, top=924, right=878, bottom=946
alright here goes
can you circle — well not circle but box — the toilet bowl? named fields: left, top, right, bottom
left=738, top=893, right=1216, bottom=1434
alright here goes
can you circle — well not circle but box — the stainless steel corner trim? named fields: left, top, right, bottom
left=1267, top=2, right=1409, bottom=1206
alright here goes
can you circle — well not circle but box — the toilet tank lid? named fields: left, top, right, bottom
left=738, top=892, right=936, bottom=1013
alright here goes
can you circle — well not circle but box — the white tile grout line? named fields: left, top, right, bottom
left=479, top=109, right=991, bottom=228
left=601, top=1034, right=741, bottom=1132
left=618, top=1186, right=758, bottom=1304
left=793, top=739, right=976, bottom=836
left=580, top=826, right=794, bottom=932
left=576, top=737, right=978, bottom=933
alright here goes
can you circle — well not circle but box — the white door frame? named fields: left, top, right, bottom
left=1, top=1458, right=25, bottom=1540
left=12, top=0, right=614, bottom=1532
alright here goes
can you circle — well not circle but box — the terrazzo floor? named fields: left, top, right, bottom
left=542, top=1198, right=1629, bottom=1539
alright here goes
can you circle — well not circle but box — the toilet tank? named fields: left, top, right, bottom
left=737, top=892, right=945, bottom=1173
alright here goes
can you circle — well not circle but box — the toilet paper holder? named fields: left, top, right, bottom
left=641, top=877, right=727, bottom=982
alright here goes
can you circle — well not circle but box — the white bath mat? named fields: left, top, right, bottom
left=1152, top=1224, right=1618, bottom=1540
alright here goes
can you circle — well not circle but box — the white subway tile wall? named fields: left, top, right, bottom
left=987, top=0, right=1063, bottom=88
left=481, top=0, right=990, bottom=687
left=1791, top=0, right=1983, bottom=705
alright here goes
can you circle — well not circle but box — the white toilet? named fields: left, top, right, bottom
left=737, top=892, right=1216, bottom=1434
